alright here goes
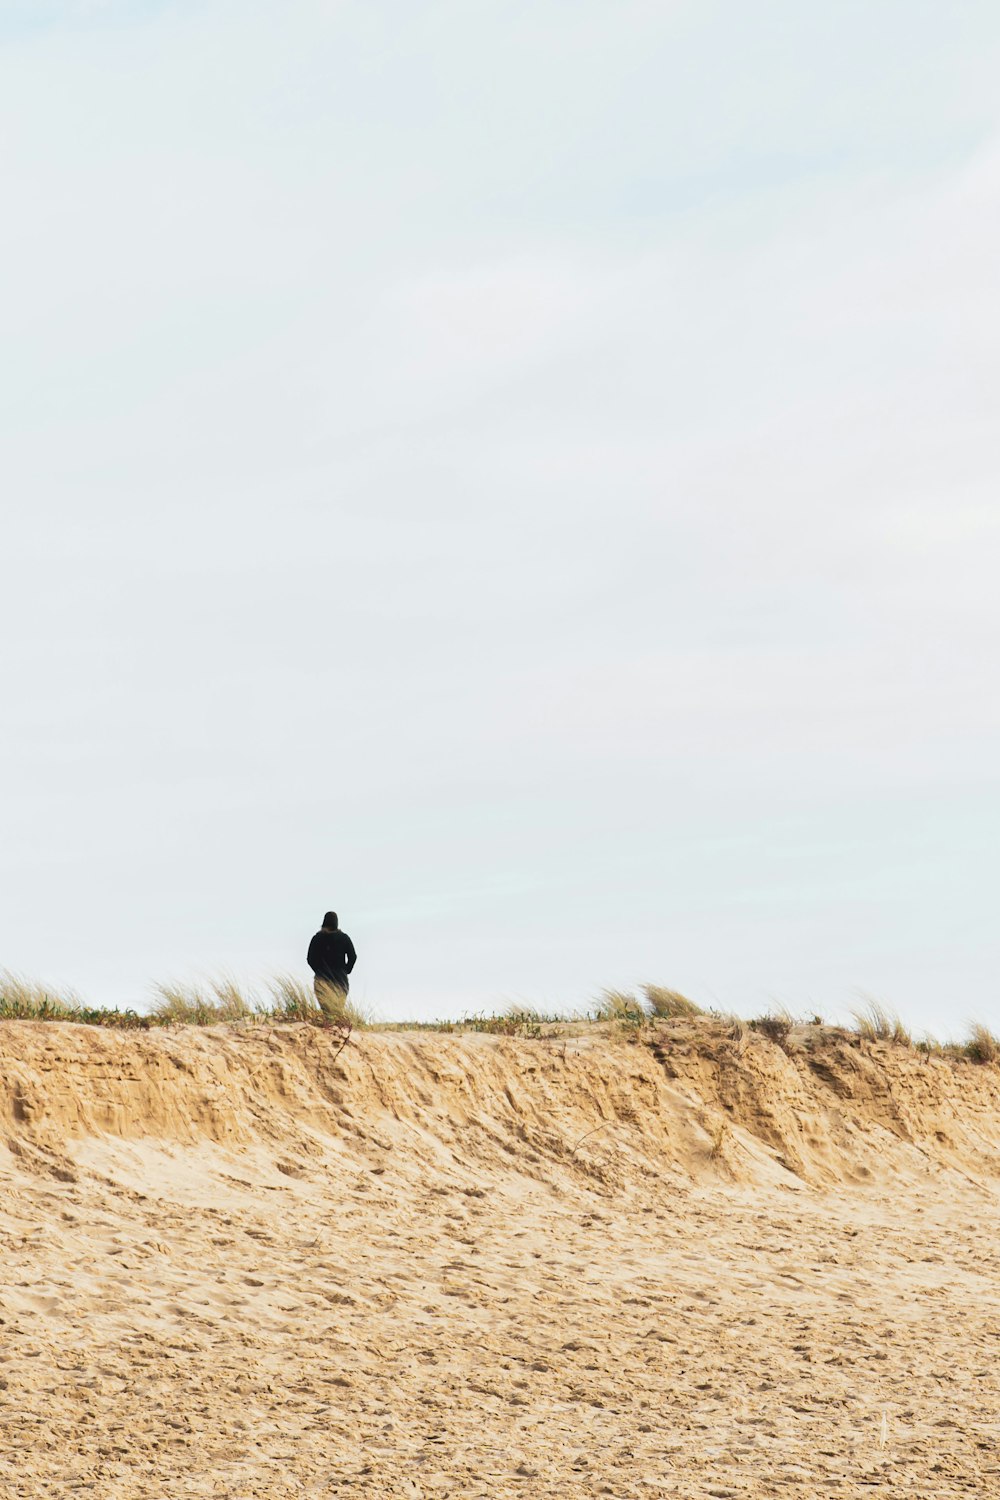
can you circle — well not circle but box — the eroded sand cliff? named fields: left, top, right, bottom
left=1, top=1019, right=998, bottom=1498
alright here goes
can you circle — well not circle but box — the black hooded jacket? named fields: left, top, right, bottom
left=307, top=927, right=357, bottom=984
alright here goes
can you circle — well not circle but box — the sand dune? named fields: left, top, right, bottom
left=1, top=1018, right=999, bottom=1498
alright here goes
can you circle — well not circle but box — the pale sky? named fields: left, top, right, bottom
left=3, top=1, right=999, bottom=1034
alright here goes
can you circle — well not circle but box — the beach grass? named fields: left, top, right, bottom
left=850, top=997, right=912, bottom=1047
left=642, top=985, right=703, bottom=1018
left=0, top=969, right=996, bottom=1060
left=961, top=1021, right=1000, bottom=1064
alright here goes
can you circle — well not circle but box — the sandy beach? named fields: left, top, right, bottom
left=1, top=1019, right=999, bottom=1498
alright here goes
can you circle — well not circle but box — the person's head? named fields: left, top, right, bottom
left=322, top=911, right=339, bottom=931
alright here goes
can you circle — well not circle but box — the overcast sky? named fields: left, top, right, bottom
left=3, top=0, right=999, bottom=1033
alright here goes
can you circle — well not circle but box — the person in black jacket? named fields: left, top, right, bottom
left=307, top=911, right=357, bottom=1013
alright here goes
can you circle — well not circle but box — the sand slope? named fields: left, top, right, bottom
left=1, top=1019, right=999, bottom=1498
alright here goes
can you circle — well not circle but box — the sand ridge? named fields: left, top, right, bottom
left=1, top=1019, right=999, bottom=1497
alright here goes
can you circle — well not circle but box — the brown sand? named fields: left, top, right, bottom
left=1, top=1018, right=999, bottom=1498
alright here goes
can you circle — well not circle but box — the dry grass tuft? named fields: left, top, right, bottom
left=641, top=985, right=702, bottom=1019
left=210, top=975, right=255, bottom=1022
left=0, top=971, right=79, bottom=1019
left=0, top=971, right=150, bottom=1029
left=265, top=974, right=320, bottom=1023
left=749, top=1011, right=794, bottom=1049
left=850, top=998, right=911, bottom=1047
left=150, top=982, right=224, bottom=1026
left=964, top=1021, right=1000, bottom=1065
left=455, top=1006, right=560, bottom=1038
left=593, top=989, right=648, bottom=1027
left=0, top=967, right=354, bottom=1035
left=150, top=973, right=371, bottom=1033
left=709, top=1118, right=732, bottom=1160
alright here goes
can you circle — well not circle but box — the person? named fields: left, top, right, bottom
left=307, top=911, right=357, bottom=1014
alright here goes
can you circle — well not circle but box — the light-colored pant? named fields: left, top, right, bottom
left=314, top=975, right=348, bottom=1017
